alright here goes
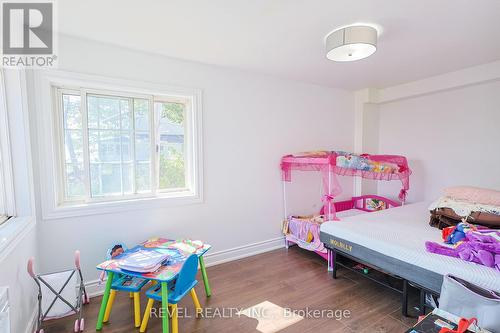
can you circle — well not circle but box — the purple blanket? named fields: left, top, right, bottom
left=425, top=229, right=500, bottom=271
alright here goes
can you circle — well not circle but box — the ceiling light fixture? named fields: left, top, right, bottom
left=325, top=25, right=377, bottom=62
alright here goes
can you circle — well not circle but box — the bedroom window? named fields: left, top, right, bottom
left=54, top=86, right=198, bottom=206
left=0, top=70, right=15, bottom=225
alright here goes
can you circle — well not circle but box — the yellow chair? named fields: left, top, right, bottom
left=103, top=275, right=149, bottom=327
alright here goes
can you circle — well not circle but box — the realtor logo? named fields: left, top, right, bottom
left=1, top=1, right=57, bottom=67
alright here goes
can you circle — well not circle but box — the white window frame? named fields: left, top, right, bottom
left=34, top=70, right=203, bottom=219
left=0, top=70, right=16, bottom=221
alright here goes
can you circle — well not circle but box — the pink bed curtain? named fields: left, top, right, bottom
left=280, top=151, right=411, bottom=219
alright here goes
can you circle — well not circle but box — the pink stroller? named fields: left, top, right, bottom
left=27, top=251, right=89, bottom=333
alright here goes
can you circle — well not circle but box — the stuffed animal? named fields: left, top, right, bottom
left=442, top=223, right=475, bottom=245
left=426, top=228, right=500, bottom=271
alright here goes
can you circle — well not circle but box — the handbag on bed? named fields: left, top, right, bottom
left=439, top=275, right=500, bottom=332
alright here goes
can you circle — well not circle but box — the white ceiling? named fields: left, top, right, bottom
left=58, top=0, right=500, bottom=90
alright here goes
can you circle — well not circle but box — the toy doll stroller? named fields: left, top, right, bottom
left=27, top=251, right=90, bottom=333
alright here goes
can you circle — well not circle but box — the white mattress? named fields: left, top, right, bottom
left=320, top=202, right=500, bottom=292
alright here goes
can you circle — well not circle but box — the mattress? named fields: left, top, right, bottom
left=320, top=202, right=500, bottom=293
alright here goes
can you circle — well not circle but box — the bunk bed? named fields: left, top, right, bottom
left=280, top=150, right=411, bottom=263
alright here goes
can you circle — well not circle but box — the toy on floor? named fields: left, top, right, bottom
left=28, top=251, right=89, bottom=333
left=353, top=264, right=370, bottom=274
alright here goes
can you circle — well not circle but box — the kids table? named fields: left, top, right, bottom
left=95, top=238, right=212, bottom=333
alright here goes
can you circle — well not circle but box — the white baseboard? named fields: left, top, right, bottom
left=202, top=236, right=284, bottom=267
left=85, top=237, right=285, bottom=297
left=85, top=279, right=107, bottom=298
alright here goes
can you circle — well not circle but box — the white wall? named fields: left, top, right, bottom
left=0, top=70, right=37, bottom=333
left=376, top=80, right=500, bottom=202
left=0, top=227, right=37, bottom=333
left=31, top=35, right=355, bottom=284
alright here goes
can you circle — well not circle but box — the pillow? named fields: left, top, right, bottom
left=444, top=186, right=500, bottom=207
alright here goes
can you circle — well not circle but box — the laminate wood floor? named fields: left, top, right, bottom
left=43, top=247, right=418, bottom=333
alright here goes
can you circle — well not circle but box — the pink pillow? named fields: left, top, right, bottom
left=444, top=186, right=500, bottom=206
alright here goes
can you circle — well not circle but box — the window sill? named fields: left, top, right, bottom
left=42, top=192, right=203, bottom=220
left=0, top=216, right=35, bottom=261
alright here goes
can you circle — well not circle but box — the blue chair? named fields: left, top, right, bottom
left=140, top=254, right=202, bottom=333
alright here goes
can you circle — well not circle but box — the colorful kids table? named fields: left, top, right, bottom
left=95, top=238, right=212, bottom=333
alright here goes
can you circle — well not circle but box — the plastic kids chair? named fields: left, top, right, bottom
left=28, top=251, right=89, bottom=333
left=101, top=243, right=149, bottom=328
left=140, top=254, right=202, bottom=333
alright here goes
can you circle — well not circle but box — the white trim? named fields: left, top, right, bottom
left=45, top=192, right=203, bottom=219
left=85, top=237, right=285, bottom=297
left=33, top=70, right=204, bottom=219
left=0, top=216, right=35, bottom=262
left=203, top=237, right=285, bottom=267
left=375, top=59, right=500, bottom=104
left=84, top=279, right=107, bottom=298
left=0, top=70, right=16, bottom=217
left=353, top=88, right=378, bottom=196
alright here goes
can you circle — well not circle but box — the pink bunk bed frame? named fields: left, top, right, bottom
left=280, top=151, right=411, bottom=263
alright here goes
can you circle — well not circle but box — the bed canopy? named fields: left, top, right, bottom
left=280, top=151, right=411, bottom=220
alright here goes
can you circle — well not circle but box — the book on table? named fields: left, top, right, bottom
left=118, top=249, right=170, bottom=273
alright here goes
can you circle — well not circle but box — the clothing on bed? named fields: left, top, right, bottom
left=430, top=207, right=500, bottom=229
left=284, top=215, right=327, bottom=253
left=429, top=195, right=500, bottom=230
left=430, top=196, right=500, bottom=217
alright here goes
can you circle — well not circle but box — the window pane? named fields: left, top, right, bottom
left=86, top=96, right=153, bottom=198
left=64, top=130, right=83, bottom=164
left=63, top=94, right=82, bottom=129
left=134, top=99, right=150, bottom=131
left=90, top=163, right=122, bottom=197
left=136, top=162, right=150, bottom=192
left=87, top=95, right=124, bottom=130
left=62, top=93, right=84, bottom=201
left=156, top=101, right=186, bottom=190
left=121, top=132, right=132, bottom=162
left=102, top=164, right=122, bottom=195
left=158, top=101, right=184, bottom=132
left=135, top=133, right=150, bottom=161
left=89, top=164, right=101, bottom=197
left=121, top=99, right=132, bottom=129
left=159, top=144, right=185, bottom=189
left=89, top=130, right=121, bottom=163
left=65, top=164, right=85, bottom=198
left=122, top=162, right=133, bottom=194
